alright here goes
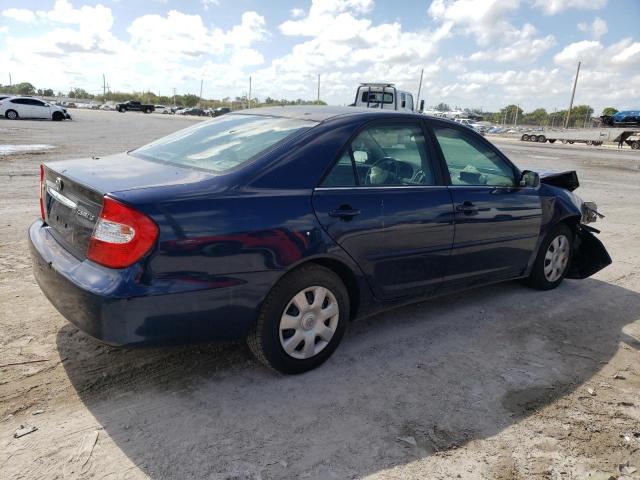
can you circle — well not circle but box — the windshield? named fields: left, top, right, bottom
left=132, top=114, right=316, bottom=173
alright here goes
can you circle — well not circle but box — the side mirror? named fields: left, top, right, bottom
left=419, top=100, right=425, bottom=113
left=519, top=170, right=540, bottom=188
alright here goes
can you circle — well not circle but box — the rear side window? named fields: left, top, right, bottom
left=432, top=126, right=516, bottom=187
left=132, top=114, right=316, bottom=173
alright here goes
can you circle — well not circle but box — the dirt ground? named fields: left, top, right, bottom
left=1, top=109, right=639, bottom=480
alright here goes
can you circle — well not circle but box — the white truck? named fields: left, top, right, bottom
left=352, top=83, right=416, bottom=112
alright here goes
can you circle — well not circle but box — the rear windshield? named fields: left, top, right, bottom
left=361, top=91, right=393, bottom=104
left=132, top=114, right=317, bottom=173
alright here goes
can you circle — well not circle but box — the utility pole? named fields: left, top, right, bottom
left=564, top=61, right=581, bottom=128
left=248, top=76, right=252, bottom=109
left=502, top=107, right=507, bottom=127
left=102, top=74, right=106, bottom=101
left=415, top=68, right=424, bottom=112
left=199, top=79, right=203, bottom=107
left=173, top=88, right=176, bottom=107
left=514, top=104, right=519, bottom=127
left=317, top=74, right=320, bottom=103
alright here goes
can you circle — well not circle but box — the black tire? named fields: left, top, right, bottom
left=52, top=111, right=64, bottom=121
left=521, top=134, right=530, bottom=141
left=248, top=264, right=349, bottom=374
left=631, top=141, right=639, bottom=150
left=5, top=110, right=18, bottom=120
left=524, top=223, right=573, bottom=290
left=144, top=108, right=152, bottom=114
left=549, top=139, right=556, bottom=144
left=538, top=135, right=546, bottom=143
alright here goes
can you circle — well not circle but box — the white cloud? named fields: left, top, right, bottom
left=577, top=16, right=607, bottom=39
left=290, top=8, right=305, bottom=18
left=469, top=23, right=555, bottom=63
left=202, top=0, right=220, bottom=10
left=533, top=0, right=608, bottom=15
left=2, top=7, right=36, bottom=22
left=428, top=0, right=521, bottom=46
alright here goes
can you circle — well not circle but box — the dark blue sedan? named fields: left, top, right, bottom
left=29, top=107, right=611, bottom=373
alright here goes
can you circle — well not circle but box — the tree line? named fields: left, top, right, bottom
left=0, top=82, right=326, bottom=109
left=432, top=102, right=619, bottom=128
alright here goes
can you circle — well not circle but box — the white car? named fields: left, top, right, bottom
left=0, top=97, right=71, bottom=121
left=154, top=105, right=172, bottom=114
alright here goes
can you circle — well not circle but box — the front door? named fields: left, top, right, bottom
left=428, top=121, right=542, bottom=288
left=313, top=121, right=454, bottom=300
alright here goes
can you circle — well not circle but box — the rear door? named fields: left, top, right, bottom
left=313, top=120, right=454, bottom=300
left=427, top=120, right=542, bottom=288
left=11, top=99, right=33, bottom=118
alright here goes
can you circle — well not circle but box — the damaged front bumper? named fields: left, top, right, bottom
left=567, top=224, right=612, bottom=279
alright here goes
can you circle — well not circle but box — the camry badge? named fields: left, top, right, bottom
left=76, top=208, right=95, bottom=221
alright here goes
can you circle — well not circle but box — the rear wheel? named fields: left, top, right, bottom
left=529, top=135, right=538, bottom=142
left=631, top=141, right=639, bottom=150
left=248, top=264, right=349, bottom=374
left=521, top=134, right=530, bottom=141
left=5, top=110, right=18, bottom=120
left=537, top=135, right=546, bottom=143
left=549, top=139, right=556, bottom=144
left=524, top=224, right=573, bottom=290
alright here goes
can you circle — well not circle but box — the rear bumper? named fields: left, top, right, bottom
left=29, top=220, right=276, bottom=346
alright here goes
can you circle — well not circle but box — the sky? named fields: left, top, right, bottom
left=0, top=0, right=638, bottom=113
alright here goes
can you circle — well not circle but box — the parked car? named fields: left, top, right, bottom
left=116, top=101, right=155, bottom=113
left=30, top=107, right=611, bottom=374
left=154, top=105, right=172, bottom=114
left=179, top=107, right=207, bottom=116
left=601, top=110, right=640, bottom=127
left=212, top=107, right=231, bottom=117
left=1, top=96, right=71, bottom=120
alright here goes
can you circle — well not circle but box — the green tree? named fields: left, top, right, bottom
left=435, top=102, right=450, bottom=112
left=522, top=108, right=548, bottom=126
left=182, top=94, right=199, bottom=107
left=13, top=82, right=36, bottom=95
left=602, top=107, right=618, bottom=116
left=498, top=104, right=524, bottom=125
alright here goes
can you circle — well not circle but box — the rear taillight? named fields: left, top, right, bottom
left=87, top=197, right=158, bottom=269
left=39, top=164, right=45, bottom=220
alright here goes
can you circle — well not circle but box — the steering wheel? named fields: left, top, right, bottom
left=364, top=157, right=399, bottom=185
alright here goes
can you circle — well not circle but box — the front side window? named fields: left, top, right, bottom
left=132, top=114, right=316, bottom=173
left=432, top=126, right=516, bottom=187
left=322, top=123, right=436, bottom=187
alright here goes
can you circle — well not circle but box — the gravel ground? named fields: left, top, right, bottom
left=1, top=109, right=639, bottom=480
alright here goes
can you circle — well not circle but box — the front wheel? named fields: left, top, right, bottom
left=248, top=264, right=349, bottom=374
left=5, top=110, right=18, bottom=120
left=524, top=224, right=573, bottom=290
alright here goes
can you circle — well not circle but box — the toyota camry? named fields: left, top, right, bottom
left=29, top=107, right=611, bottom=374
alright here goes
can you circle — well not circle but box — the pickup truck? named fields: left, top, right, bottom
left=116, top=101, right=155, bottom=113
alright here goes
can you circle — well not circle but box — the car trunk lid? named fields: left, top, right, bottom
left=42, top=153, right=216, bottom=259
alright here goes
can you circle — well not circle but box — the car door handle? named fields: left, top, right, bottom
left=329, top=207, right=361, bottom=219
left=455, top=201, right=478, bottom=215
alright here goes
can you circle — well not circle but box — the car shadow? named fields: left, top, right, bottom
left=57, top=278, right=640, bottom=479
